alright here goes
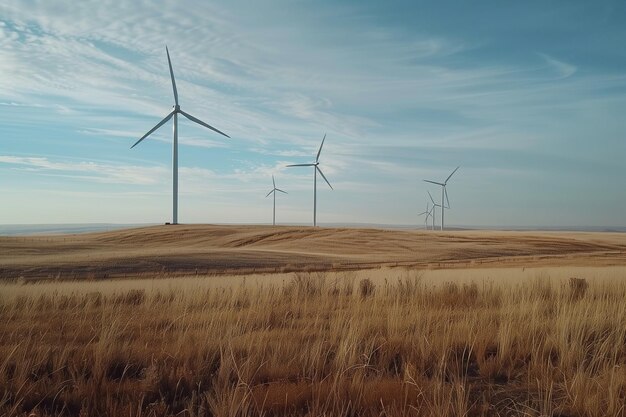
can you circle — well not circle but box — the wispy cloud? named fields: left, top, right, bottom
left=0, top=153, right=312, bottom=192
left=0, top=155, right=166, bottom=185
left=539, top=53, right=577, bottom=79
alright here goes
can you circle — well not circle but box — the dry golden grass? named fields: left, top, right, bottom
left=2, top=267, right=626, bottom=416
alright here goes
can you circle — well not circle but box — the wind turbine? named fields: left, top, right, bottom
left=418, top=203, right=433, bottom=230
left=286, top=134, right=333, bottom=227
left=266, top=175, right=287, bottom=226
left=130, top=46, right=230, bottom=225
left=424, top=166, right=459, bottom=231
left=427, top=204, right=435, bottom=230
left=427, top=191, right=444, bottom=230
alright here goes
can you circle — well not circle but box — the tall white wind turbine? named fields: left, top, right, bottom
left=131, top=46, right=230, bottom=225
left=424, top=166, right=459, bottom=230
left=266, top=175, right=287, bottom=226
left=286, top=134, right=333, bottom=227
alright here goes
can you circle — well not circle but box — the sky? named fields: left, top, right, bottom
left=0, top=0, right=625, bottom=227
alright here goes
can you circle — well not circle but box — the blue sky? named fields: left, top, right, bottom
left=0, top=0, right=624, bottom=227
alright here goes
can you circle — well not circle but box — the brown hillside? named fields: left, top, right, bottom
left=1, top=225, right=625, bottom=280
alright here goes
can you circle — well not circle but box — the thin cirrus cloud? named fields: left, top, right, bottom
left=0, top=154, right=312, bottom=193
left=0, top=155, right=167, bottom=185
left=539, top=53, right=578, bottom=79
left=0, top=1, right=625, bottom=226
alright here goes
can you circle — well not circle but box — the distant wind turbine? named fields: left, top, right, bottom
left=418, top=203, right=433, bottom=230
left=286, top=134, right=333, bottom=227
left=266, top=175, right=287, bottom=226
left=130, top=46, right=230, bottom=225
left=427, top=191, right=444, bottom=230
left=424, top=166, right=459, bottom=230
left=427, top=204, right=435, bottom=230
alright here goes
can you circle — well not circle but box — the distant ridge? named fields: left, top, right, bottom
left=1, top=224, right=625, bottom=281
left=0, top=223, right=156, bottom=236
left=293, top=223, right=626, bottom=233
left=0, top=222, right=624, bottom=236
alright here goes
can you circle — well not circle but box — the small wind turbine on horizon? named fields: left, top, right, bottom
left=286, top=134, right=333, bottom=227
left=130, top=46, right=230, bottom=225
left=418, top=202, right=433, bottom=230
left=266, top=175, right=287, bottom=226
left=424, top=166, right=459, bottom=231
left=427, top=191, right=444, bottom=230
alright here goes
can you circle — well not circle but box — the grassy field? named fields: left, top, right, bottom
left=2, top=267, right=626, bottom=416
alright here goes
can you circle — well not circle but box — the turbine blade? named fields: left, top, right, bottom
left=445, top=166, right=460, bottom=184
left=266, top=189, right=274, bottom=197
left=131, top=111, right=174, bottom=148
left=272, top=175, right=275, bottom=188
left=316, top=166, right=333, bottom=189
left=316, top=133, right=326, bottom=163
left=286, top=163, right=315, bottom=167
left=445, top=187, right=450, bottom=208
left=165, top=46, right=179, bottom=106
left=276, top=188, right=288, bottom=194
left=427, top=190, right=435, bottom=204
left=418, top=211, right=428, bottom=216
left=180, top=110, right=230, bottom=138
left=424, top=179, right=445, bottom=186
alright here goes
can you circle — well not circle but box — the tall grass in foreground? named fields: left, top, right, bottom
left=1, top=271, right=626, bottom=416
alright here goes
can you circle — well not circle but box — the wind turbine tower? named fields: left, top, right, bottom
left=131, top=46, right=230, bottom=225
